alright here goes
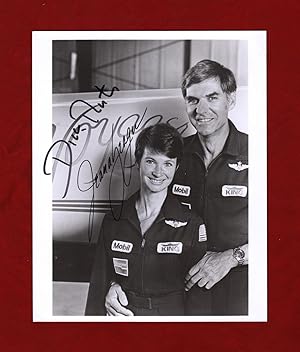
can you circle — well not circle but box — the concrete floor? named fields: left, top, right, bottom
left=53, top=281, right=89, bottom=316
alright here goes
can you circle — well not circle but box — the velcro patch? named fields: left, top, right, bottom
left=157, top=242, right=183, bottom=254
left=172, top=184, right=191, bottom=197
left=111, top=240, right=133, bottom=253
left=222, top=185, right=247, bottom=197
left=198, top=224, right=207, bottom=242
left=165, top=219, right=188, bottom=228
left=113, top=258, right=128, bottom=276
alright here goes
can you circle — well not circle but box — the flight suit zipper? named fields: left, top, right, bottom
left=141, top=238, right=146, bottom=248
left=202, top=153, right=224, bottom=251
left=139, top=219, right=163, bottom=296
left=193, top=152, right=223, bottom=226
left=140, top=237, right=146, bottom=295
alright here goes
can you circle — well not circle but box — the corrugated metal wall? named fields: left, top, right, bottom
left=53, top=40, right=247, bottom=93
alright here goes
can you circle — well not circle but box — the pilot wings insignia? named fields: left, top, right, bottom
left=165, top=220, right=188, bottom=228
left=228, top=161, right=248, bottom=171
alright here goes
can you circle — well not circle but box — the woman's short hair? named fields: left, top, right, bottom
left=135, top=123, right=183, bottom=165
left=181, top=59, right=237, bottom=98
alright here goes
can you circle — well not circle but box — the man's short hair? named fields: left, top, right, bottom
left=135, top=123, right=183, bottom=166
left=181, top=59, right=237, bottom=97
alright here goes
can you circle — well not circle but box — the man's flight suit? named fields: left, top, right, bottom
left=172, top=120, right=248, bottom=315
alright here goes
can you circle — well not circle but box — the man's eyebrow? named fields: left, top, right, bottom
left=185, top=92, right=220, bottom=100
left=185, top=94, right=197, bottom=100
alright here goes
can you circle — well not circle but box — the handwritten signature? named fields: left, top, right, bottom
left=44, top=85, right=189, bottom=242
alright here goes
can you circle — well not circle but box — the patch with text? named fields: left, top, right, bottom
left=111, top=240, right=133, bottom=253
left=172, top=184, right=191, bottom=197
left=157, top=242, right=183, bottom=254
left=222, top=185, right=247, bottom=197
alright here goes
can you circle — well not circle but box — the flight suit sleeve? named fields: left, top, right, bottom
left=85, top=218, right=114, bottom=315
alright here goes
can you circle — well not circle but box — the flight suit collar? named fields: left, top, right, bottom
left=121, top=191, right=189, bottom=228
left=120, top=192, right=140, bottom=231
left=157, top=193, right=190, bottom=223
left=185, top=119, right=242, bottom=158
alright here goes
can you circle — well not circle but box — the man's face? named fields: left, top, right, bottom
left=184, top=77, right=235, bottom=138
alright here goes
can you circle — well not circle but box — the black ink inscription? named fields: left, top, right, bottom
left=43, top=140, right=72, bottom=199
left=44, top=84, right=188, bottom=242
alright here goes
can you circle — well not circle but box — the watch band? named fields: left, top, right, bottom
left=233, top=247, right=245, bottom=265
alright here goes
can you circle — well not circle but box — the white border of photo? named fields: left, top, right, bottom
left=32, top=30, right=267, bottom=322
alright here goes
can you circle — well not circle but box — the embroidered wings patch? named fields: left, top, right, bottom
left=165, top=220, right=188, bottom=228
left=228, top=161, right=248, bottom=171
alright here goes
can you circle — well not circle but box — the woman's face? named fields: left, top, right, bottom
left=139, top=147, right=177, bottom=194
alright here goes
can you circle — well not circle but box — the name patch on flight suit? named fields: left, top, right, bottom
left=111, top=240, right=133, bottom=253
left=157, top=242, right=183, bottom=254
left=113, top=258, right=129, bottom=276
left=222, top=185, right=248, bottom=197
left=172, top=184, right=191, bottom=197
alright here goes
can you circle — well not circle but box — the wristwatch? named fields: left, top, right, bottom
left=232, top=247, right=245, bottom=265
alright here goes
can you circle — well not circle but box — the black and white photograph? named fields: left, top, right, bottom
left=32, top=31, right=267, bottom=322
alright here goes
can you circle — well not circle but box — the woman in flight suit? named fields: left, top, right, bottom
left=85, top=123, right=207, bottom=316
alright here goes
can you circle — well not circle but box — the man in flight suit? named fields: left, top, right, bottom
left=174, top=59, right=248, bottom=315
left=102, top=59, right=248, bottom=316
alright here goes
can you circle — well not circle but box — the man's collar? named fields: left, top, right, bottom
left=221, top=120, right=241, bottom=156
left=185, top=119, right=241, bottom=157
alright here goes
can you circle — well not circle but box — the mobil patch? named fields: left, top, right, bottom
left=222, top=185, right=247, bottom=197
left=111, top=240, right=133, bottom=253
left=172, top=184, right=191, bottom=197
